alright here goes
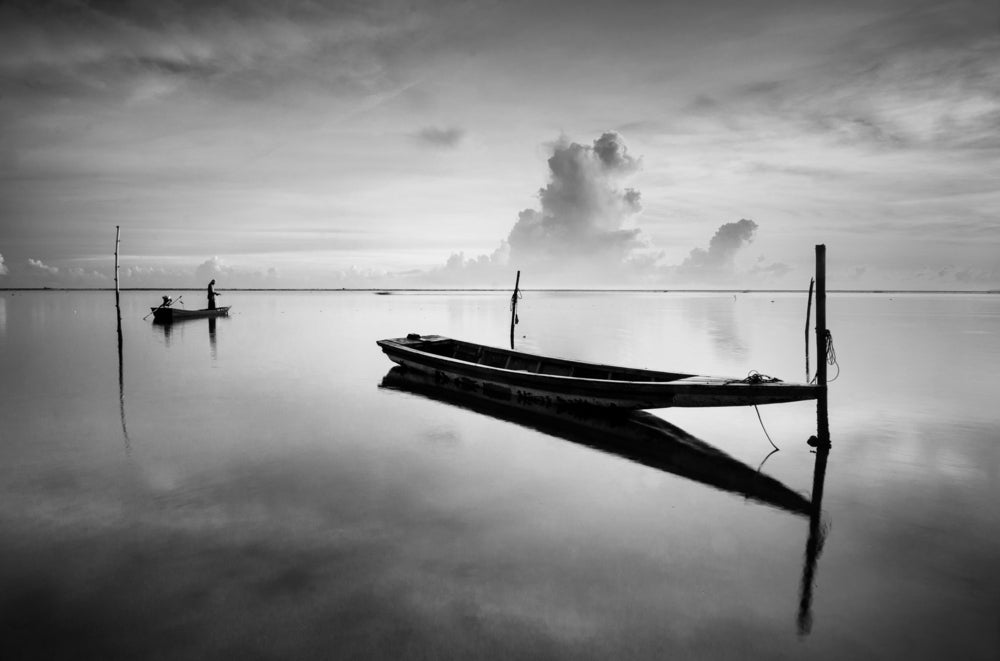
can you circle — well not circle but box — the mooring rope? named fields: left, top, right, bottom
left=754, top=403, right=780, bottom=451
left=727, top=370, right=783, bottom=385
left=724, top=370, right=782, bottom=451
left=509, top=287, right=522, bottom=323
left=811, top=330, right=840, bottom=384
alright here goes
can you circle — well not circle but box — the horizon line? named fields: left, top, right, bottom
left=3, top=287, right=999, bottom=295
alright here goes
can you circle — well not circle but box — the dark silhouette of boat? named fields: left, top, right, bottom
left=151, top=306, right=230, bottom=323
left=380, top=366, right=811, bottom=516
left=377, top=334, right=818, bottom=409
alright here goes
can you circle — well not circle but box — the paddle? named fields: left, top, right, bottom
left=143, top=295, right=182, bottom=320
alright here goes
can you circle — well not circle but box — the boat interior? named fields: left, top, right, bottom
left=410, top=337, right=691, bottom=383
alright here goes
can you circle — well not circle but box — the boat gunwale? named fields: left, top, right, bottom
left=376, top=336, right=816, bottom=393
left=150, top=306, right=231, bottom=321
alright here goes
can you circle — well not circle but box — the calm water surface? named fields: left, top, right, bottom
left=0, top=290, right=997, bottom=659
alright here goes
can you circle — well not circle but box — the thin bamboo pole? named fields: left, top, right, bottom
left=510, top=271, right=521, bottom=351
left=509, top=270, right=521, bottom=350
left=805, top=277, right=814, bottom=381
left=114, top=226, right=121, bottom=295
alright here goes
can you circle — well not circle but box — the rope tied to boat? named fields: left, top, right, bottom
left=728, top=370, right=784, bottom=385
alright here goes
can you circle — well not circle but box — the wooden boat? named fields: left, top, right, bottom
left=380, top=366, right=811, bottom=516
left=151, top=306, right=230, bottom=323
left=376, top=334, right=818, bottom=409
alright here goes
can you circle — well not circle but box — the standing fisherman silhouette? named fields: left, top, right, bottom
left=207, top=279, right=221, bottom=310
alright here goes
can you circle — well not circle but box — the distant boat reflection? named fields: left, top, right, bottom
left=152, top=314, right=174, bottom=344
left=209, top=317, right=217, bottom=361
left=379, top=366, right=811, bottom=517
left=152, top=315, right=224, bottom=355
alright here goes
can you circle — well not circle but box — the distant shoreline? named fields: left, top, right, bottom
left=3, top=287, right=998, bottom=295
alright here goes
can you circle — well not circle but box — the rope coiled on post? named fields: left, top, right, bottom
left=811, top=330, right=840, bottom=384
left=509, top=287, right=522, bottom=324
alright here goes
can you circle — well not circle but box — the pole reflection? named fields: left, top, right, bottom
left=116, top=291, right=131, bottom=453
left=798, top=389, right=831, bottom=636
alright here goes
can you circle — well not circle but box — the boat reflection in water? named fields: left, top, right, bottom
left=152, top=313, right=224, bottom=350
left=380, top=365, right=812, bottom=517
left=381, top=365, right=831, bottom=633
left=209, top=317, right=217, bottom=361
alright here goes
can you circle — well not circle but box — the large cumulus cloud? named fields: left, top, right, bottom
left=437, top=131, right=772, bottom=287
left=507, top=132, right=644, bottom=268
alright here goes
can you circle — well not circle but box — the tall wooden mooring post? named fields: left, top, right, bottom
left=814, top=244, right=830, bottom=445
left=798, top=244, right=831, bottom=635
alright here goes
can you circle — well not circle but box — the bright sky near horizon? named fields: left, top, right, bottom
left=0, top=0, right=997, bottom=289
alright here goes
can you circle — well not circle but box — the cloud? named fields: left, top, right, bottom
left=749, top=257, right=792, bottom=280
left=416, top=126, right=465, bottom=148
left=431, top=132, right=776, bottom=288
left=195, top=256, right=233, bottom=284
left=675, top=219, right=758, bottom=280
left=923, top=264, right=1000, bottom=286
left=27, top=258, right=59, bottom=275
left=696, top=4, right=1000, bottom=154
left=427, top=131, right=650, bottom=286
left=0, top=253, right=7, bottom=276
left=194, top=257, right=279, bottom=287
left=506, top=132, right=645, bottom=270
left=122, top=265, right=190, bottom=288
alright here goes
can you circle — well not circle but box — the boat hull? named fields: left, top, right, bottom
left=377, top=335, right=818, bottom=410
left=151, top=306, right=230, bottom=323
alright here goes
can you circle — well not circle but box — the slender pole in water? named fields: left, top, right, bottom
left=510, top=270, right=521, bottom=350
left=815, top=245, right=826, bottom=389
left=805, top=278, right=814, bottom=381
left=115, top=225, right=121, bottom=295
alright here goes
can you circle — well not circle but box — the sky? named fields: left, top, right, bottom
left=0, top=0, right=997, bottom=289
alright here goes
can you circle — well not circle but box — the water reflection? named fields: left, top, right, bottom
left=380, top=366, right=811, bottom=516
left=115, top=292, right=130, bottom=452
left=152, top=315, right=173, bottom=344
left=381, top=365, right=836, bottom=635
left=798, top=395, right=831, bottom=636
left=0, top=296, right=6, bottom=336
left=209, top=317, right=217, bottom=361
left=684, top=295, right=748, bottom=358
left=152, top=315, right=223, bottom=354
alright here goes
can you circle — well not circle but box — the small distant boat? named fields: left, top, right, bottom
left=377, top=334, right=819, bottom=409
left=151, top=306, right=230, bottom=323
